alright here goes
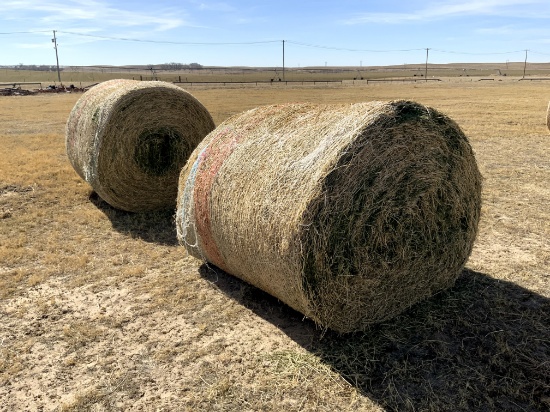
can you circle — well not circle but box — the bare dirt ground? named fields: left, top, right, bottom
left=1, top=79, right=549, bottom=411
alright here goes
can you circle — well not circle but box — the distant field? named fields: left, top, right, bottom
left=1, top=80, right=549, bottom=411
left=2, top=61, right=550, bottom=87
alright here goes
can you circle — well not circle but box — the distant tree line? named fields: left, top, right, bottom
left=157, top=62, right=203, bottom=70
left=1, top=63, right=206, bottom=72
left=0, top=64, right=63, bottom=71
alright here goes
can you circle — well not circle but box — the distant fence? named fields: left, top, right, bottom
left=0, top=82, right=42, bottom=88
left=173, top=80, right=343, bottom=86
left=172, top=78, right=445, bottom=86
left=361, top=78, right=442, bottom=84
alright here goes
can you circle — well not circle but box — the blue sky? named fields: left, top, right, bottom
left=1, top=0, right=550, bottom=67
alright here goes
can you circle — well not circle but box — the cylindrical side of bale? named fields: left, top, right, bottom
left=547, top=101, right=550, bottom=132
left=66, top=79, right=215, bottom=212
left=176, top=101, right=482, bottom=333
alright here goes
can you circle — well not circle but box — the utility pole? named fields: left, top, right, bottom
left=52, top=30, right=61, bottom=84
left=523, top=50, right=529, bottom=79
left=282, top=40, right=285, bottom=81
left=425, top=48, right=429, bottom=81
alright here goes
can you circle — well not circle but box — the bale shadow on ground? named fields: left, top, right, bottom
left=199, top=265, right=550, bottom=412
left=89, top=191, right=178, bottom=246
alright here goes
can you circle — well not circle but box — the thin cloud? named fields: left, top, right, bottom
left=476, top=24, right=550, bottom=38
left=191, top=1, right=261, bottom=27
left=3, top=0, right=188, bottom=32
left=196, top=2, right=236, bottom=12
left=343, top=0, right=550, bottom=25
left=15, top=42, right=57, bottom=50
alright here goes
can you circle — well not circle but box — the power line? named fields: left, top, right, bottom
left=52, top=30, right=61, bottom=83
left=2, top=29, right=547, bottom=60
left=425, top=48, right=429, bottom=81
left=57, top=31, right=280, bottom=45
left=0, top=30, right=51, bottom=34
left=523, top=49, right=529, bottom=79
left=430, top=48, right=525, bottom=55
left=286, top=40, right=424, bottom=53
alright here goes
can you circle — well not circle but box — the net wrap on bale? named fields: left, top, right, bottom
left=66, top=79, right=215, bottom=212
left=176, top=100, right=482, bottom=333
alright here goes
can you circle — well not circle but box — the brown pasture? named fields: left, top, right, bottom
left=0, top=79, right=549, bottom=411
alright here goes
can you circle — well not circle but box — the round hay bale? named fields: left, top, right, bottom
left=547, top=101, right=550, bottom=132
left=176, top=100, right=482, bottom=333
left=66, top=79, right=215, bottom=212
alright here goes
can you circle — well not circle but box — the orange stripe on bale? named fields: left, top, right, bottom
left=193, top=127, right=244, bottom=271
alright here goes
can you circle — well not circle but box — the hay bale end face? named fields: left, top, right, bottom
left=177, top=101, right=482, bottom=333
left=66, top=79, right=215, bottom=212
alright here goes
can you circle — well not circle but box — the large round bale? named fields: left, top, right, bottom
left=66, top=79, right=215, bottom=212
left=176, top=100, right=482, bottom=333
left=547, top=101, right=550, bottom=132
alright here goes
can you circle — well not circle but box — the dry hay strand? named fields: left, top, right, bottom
left=176, top=100, right=482, bottom=333
left=66, top=79, right=215, bottom=212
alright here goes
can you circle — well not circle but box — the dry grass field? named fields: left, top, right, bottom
left=3, top=61, right=550, bottom=86
left=1, top=78, right=549, bottom=411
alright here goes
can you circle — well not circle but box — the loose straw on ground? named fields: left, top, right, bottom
left=177, top=100, right=482, bottom=333
left=66, top=79, right=215, bottom=212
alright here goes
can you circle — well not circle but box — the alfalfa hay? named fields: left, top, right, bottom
left=177, top=100, right=482, bottom=333
left=66, top=79, right=215, bottom=212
